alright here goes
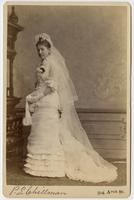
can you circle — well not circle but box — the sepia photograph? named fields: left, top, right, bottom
left=3, top=2, right=131, bottom=198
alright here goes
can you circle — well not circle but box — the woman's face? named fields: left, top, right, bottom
left=36, top=44, right=50, bottom=60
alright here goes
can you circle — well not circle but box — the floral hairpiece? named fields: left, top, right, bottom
left=35, top=33, right=53, bottom=47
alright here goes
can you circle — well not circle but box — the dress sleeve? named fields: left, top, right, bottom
left=47, top=63, right=58, bottom=91
left=26, top=90, right=44, bottom=103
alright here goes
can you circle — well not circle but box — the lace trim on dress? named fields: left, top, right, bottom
left=24, top=152, right=65, bottom=177
left=24, top=161, right=65, bottom=171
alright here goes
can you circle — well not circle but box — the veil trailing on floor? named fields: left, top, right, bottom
left=23, top=33, right=118, bottom=182
left=37, top=34, right=117, bottom=170
left=44, top=38, right=118, bottom=177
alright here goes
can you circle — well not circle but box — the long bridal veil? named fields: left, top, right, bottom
left=34, top=33, right=118, bottom=182
left=49, top=46, right=95, bottom=149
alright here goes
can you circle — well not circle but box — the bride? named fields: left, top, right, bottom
left=23, top=33, right=117, bottom=183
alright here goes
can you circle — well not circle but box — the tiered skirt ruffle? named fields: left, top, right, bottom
left=24, top=153, right=65, bottom=177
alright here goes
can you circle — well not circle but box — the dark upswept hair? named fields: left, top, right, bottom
left=36, top=37, right=51, bottom=49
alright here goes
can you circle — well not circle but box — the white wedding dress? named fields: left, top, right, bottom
left=23, top=49, right=118, bottom=183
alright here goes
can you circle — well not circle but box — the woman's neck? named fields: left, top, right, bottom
left=41, top=54, right=51, bottom=64
left=41, top=58, right=47, bottom=65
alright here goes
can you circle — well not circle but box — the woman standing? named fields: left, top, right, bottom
left=23, top=33, right=117, bottom=183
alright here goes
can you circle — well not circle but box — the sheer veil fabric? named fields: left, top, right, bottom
left=49, top=46, right=94, bottom=150
left=48, top=44, right=117, bottom=182
left=23, top=33, right=118, bottom=183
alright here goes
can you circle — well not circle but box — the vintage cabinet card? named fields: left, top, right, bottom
left=3, top=1, right=131, bottom=198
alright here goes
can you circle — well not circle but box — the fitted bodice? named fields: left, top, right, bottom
left=36, top=59, right=50, bottom=86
